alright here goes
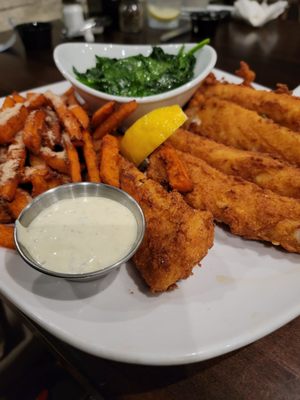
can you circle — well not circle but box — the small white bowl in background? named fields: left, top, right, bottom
left=53, top=42, right=217, bottom=124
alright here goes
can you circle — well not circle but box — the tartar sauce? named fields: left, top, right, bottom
left=17, top=197, right=138, bottom=274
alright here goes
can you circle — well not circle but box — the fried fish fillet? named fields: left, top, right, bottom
left=119, top=158, right=214, bottom=292
left=185, top=97, right=300, bottom=166
left=148, top=150, right=300, bottom=253
left=168, top=129, right=300, bottom=199
left=198, top=77, right=300, bottom=131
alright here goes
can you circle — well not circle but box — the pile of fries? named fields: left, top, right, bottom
left=0, top=88, right=138, bottom=249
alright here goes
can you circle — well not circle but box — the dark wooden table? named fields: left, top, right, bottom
left=0, top=14, right=300, bottom=400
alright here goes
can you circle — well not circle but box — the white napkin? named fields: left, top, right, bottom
left=234, top=0, right=288, bottom=27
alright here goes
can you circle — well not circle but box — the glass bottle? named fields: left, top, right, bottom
left=119, top=0, right=144, bottom=33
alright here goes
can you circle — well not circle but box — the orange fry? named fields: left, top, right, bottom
left=1, top=96, right=15, bottom=111
left=26, top=93, right=47, bottom=110
left=0, top=224, right=15, bottom=249
left=47, top=174, right=70, bottom=190
left=158, top=143, right=193, bottom=193
left=63, top=86, right=75, bottom=99
left=93, top=139, right=102, bottom=153
left=45, top=91, right=82, bottom=141
left=69, top=104, right=89, bottom=129
left=0, top=201, right=13, bottom=224
left=23, top=109, right=46, bottom=154
left=93, top=101, right=137, bottom=139
left=65, top=90, right=89, bottom=129
left=63, top=133, right=81, bottom=182
left=99, top=134, right=120, bottom=187
left=29, top=153, right=47, bottom=168
left=0, top=132, right=26, bottom=201
left=22, top=165, right=49, bottom=183
left=82, top=130, right=100, bottom=182
left=39, top=147, right=69, bottom=174
left=11, top=92, right=26, bottom=103
left=43, top=107, right=61, bottom=148
left=8, top=188, right=32, bottom=220
left=0, top=148, right=7, bottom=163
left=92, top=101, right=115, bottom=128
left=31, top=174, right=49, bottom=197
left=0, top=104, right=28, bottom=144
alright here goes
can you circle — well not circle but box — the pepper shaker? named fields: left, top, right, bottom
left=119, top=0, right=144, bottom=33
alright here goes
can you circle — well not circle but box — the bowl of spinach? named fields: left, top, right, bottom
left=53, top=40, right=217, bottom=124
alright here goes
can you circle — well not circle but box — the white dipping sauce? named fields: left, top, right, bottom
left=17, top=197, right=138, bottom=274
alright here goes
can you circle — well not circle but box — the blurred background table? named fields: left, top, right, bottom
left=0, top=10, right=300, bottom=400
left=0, top=13, right=300, bottom=96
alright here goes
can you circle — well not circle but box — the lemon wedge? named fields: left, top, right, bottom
left=120, top=105, right=187, bottom=166
left=148, top=5, right=180, bottom=21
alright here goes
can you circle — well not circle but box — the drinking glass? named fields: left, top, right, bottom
left=147, top=0, right=182, bottom=29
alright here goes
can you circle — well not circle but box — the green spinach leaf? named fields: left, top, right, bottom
left=73, top=39, right=210, bottom=97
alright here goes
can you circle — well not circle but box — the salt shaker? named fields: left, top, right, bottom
left=119, top=0, right=144, bottom=33
left=63, top=3, right=85, bottom=36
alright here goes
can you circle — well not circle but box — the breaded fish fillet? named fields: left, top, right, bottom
left=119, top=158, right=214, bottom=292
left=169, top=129, right=300, bottom=199
left=198, top=79, right=300, bottom=131
left=148, top=150, right=300, bottom=253
left=185, top=97, right=300, bottom=166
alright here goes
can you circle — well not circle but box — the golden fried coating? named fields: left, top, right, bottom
left=148, top=150, right=300, bottom=254
left=119, top=158, right=214, bottom=292
left=169, top=129, right=300, bottom=199
left=185, top=97, right=300, bottom=166
left=235, top=61, right=256, bottom=86
left=198, top=78, right=300, bottom=131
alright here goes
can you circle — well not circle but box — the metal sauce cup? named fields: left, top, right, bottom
left=14, top=183, right=145, bottom=281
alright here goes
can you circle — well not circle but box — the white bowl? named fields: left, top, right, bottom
left=53, top=42, right=217, bottom=124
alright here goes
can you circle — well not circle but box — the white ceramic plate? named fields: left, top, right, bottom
left=0, top=71, right=299, bottom=366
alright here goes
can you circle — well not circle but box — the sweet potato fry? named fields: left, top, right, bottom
left=22, top=165, right=49, bottom=183
left=82, top=130, right=100, bottom=182
left=158, top=143, right=193, bottom=193
left=1, top=96, right=15, bottom=111
left=29, top=153, right=47, bottom=167
left=45, top=91, right=82, bottom=141
left=23, top=109, right=46, bottom=154
left=91, top=101, right=115, bottom=129
left=43, top=107, right=61, bottom=148
left=8, top=188, right=32, bottom=220
left=0, top=148, right=7, bottom=163
left=31, top=174, right=49, bottom=197
left=26, top=93, right=47, bottom=110
left=93, top=101, right=137, bottom=139
left=0, top=224, right=15, bottom=249
left=0, top=201, right=13, bottom=224
left=11, top=92, right=26, bottom=103
left=65, top=90, right=89, bottom=128
left=62, top=133, right=81, bottom=182
left=99, top=134, right=120, bottom=187
left=0, top=104, right=28, bottom=144
left=69, top=104, right=89, bottom=129
left=93, top=139, right=102, bottom=153
left=39, top=147, right=69, bottom=174
left=0, top=132, right=26, bottom=201
left=47, top=174, right=70, bottom=190
left=63, top=86, right=75, bottom=99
